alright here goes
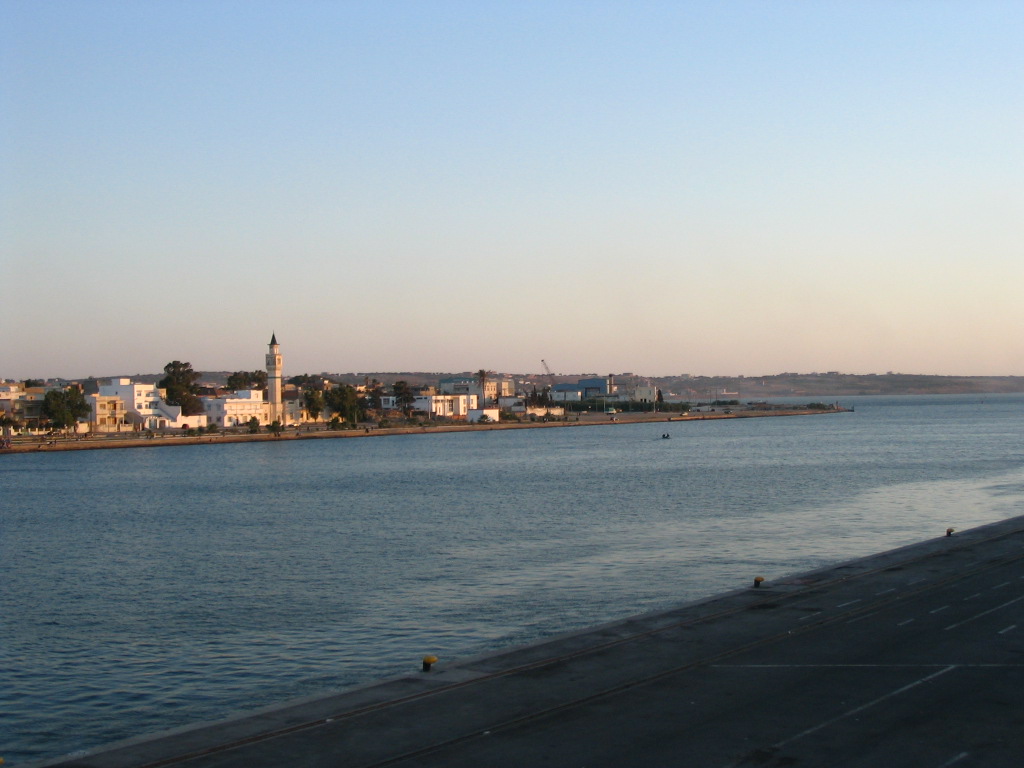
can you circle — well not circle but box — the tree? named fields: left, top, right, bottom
left=23, top=379, right=43, bottom=388
left=1, top=412, right=22, bottom=438
left=159, top=361, right=204, bottom=415
left=326, top=383, right=360, bottom=424
left=226, top=370, right=267, bottom=392
left=526, top=385, right=551, bottom=407
left=392, top=380, right=415, bottom=417
left=226, top=371, right=252, bottom=391
left=366, top=379, right=384, bottom=412
left=247, top=417, right=261, bottom=434
left=41, top=387, right=91, bottom=431
left=303, top=389, right=324, bottom=421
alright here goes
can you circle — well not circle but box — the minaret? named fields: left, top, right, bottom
left=266, top=333, right=283, bottom=424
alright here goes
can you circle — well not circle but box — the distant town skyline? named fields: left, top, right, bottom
left=4, top=2, right=1022, bottom=381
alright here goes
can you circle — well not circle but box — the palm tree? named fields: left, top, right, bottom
left=476, top=369, right=492, bottom=405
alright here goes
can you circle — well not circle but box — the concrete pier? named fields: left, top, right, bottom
left=38, top=516, right=1024, bottom=768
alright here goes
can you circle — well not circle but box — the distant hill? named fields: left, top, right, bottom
left=313, top=372, right=1024, bottom=398
left=648, top=373, right=1024, bottom=399
left=45, top=372, right=1024, bottom=399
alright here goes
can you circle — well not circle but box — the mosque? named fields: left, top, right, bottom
left=201, top=333, right=297, bottom=429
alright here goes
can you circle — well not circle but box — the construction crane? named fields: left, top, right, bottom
left=540, top=360, right=557, bottom=385
left=541, top=359, right=557, bottom=389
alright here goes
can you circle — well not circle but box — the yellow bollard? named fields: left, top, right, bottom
left=946, top=527, right=955, bottom=537
left=753, top=576, right=765, bottom=588
left=422, top=655, right=438, bottom=672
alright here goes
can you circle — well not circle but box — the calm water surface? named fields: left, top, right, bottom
left=2, top=394, right=1023, bottom=764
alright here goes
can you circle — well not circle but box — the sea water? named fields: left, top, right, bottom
left=2, top=394, right=1023, bottom=765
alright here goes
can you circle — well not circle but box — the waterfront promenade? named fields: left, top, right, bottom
left=36, top=515, right=1024, bottom=768
left=0, top=407, right=839, bottom=455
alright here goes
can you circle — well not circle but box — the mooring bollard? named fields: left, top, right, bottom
left=946, top=527, right=955, bottom=537
left=753, top=576, right=765, bottom=588
left=422, top=655, right=438, bottom=672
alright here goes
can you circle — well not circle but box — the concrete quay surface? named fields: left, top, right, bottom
left=40, top=516, right=1024, bottom=768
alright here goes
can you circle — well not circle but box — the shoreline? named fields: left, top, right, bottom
left=0, top=408, right=846, bottom=455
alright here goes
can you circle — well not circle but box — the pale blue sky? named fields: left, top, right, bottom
left=3, top=1, right=1022, bottom=380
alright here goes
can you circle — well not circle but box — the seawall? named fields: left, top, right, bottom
left=33, top=513, right=1024, bottom=767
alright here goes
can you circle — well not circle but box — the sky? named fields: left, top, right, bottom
left=2, top=1, right=1022, bottom=380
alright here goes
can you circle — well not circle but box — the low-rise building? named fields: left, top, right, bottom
left=1, top=384, right=59, bottom=430
left=380, top=393, right=477, bottom=418
left=419, top=393, right=475, bottom=418
left=578, top=377, right=617, bottom=398
left=467, top=408, right=500, bottom=423
left=439, top=377, right=514, bottom=405
left=499, top=396, right=565, bottom=418
left=550, top=383, right=583, bottom=402
left=99, top=378, right=206, bottom=430
left=283, top=391, right=304, bottom=424
left=202, top=389, right=269, bottom=428
left=87, top=393, right=127, bottom=433
left=631, top=386, right=659, bottom=404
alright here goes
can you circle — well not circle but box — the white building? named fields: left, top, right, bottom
left=380, top=393, right=477, bottom=418
left=467, top=408, right=501, bottom=423
left=283, top=391, right=304, bottom=424
left=420, top=393, right=475, bottom=418
left=202, top=389, right=269, bottom=428
left=499, top=397, right=565, bottom=418
left=631, top=386, right=659, bottom=404
left=98, top=379, right=206, bottom=430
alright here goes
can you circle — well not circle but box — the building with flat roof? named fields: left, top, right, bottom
left=98, top=379, right=206, bottom=430
left=203, top=389, right=268, bottom=428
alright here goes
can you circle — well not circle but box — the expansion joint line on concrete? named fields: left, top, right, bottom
left=778, top=664, right=957, bottom=746
left=717, top=666, right=960, bottom=768
left=790, top=547, right=1024, bottom=632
